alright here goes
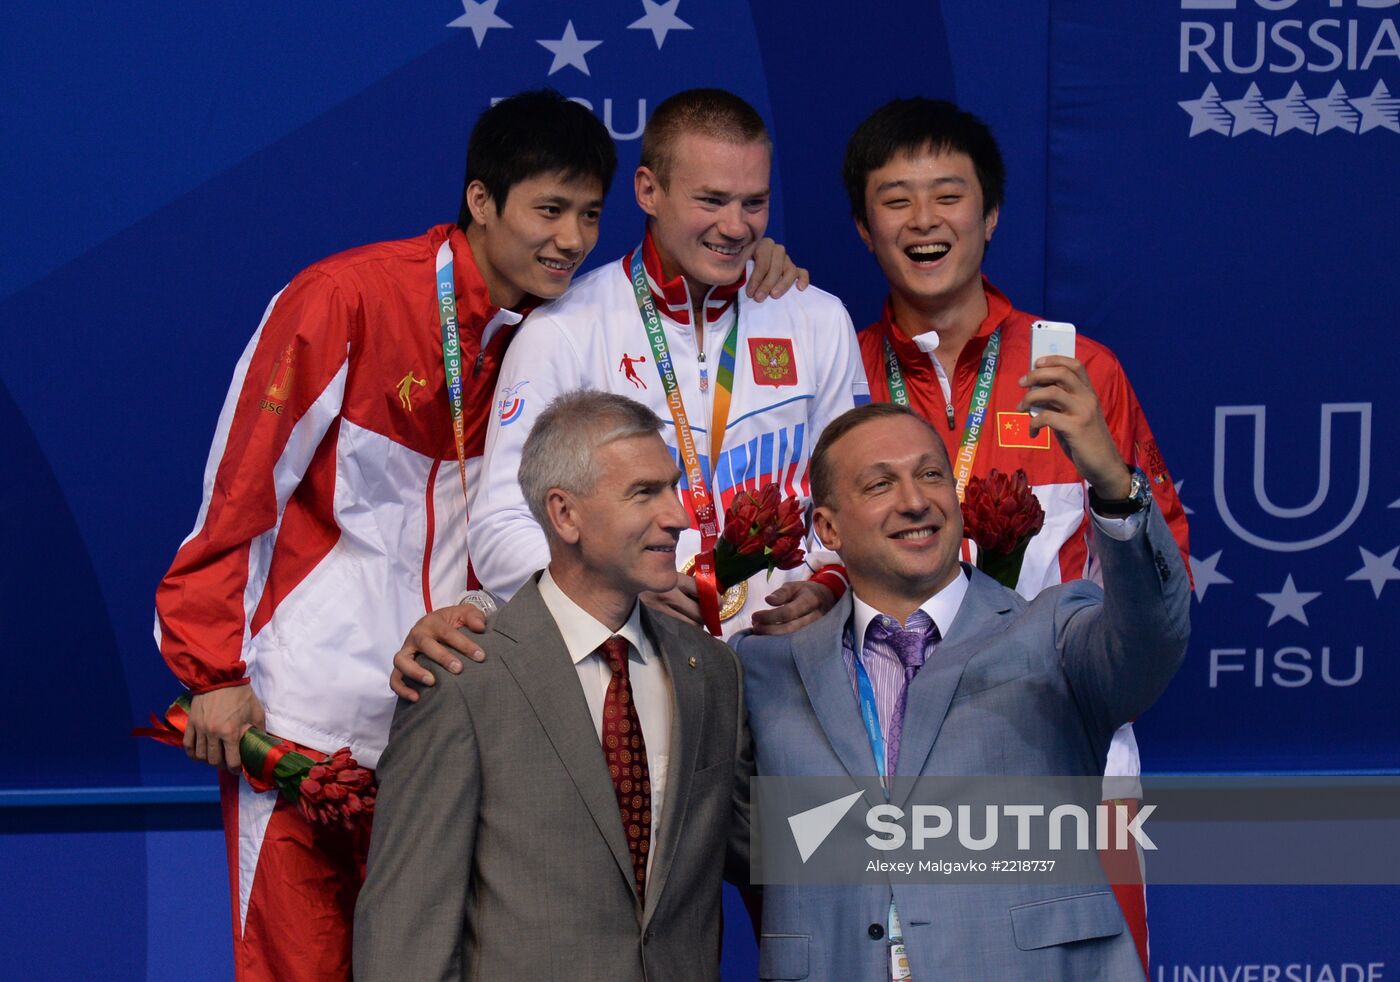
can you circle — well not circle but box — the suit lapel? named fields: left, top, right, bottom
left=791, top=595, right=887, bottom=811
left=638, top=608, right=703, bottom=926
left=492, top=578, right=637, bottom=904
left=890, top=571, right=1014, bottom=810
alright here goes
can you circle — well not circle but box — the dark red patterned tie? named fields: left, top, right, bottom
left=599, top=635, right=652, bottom=901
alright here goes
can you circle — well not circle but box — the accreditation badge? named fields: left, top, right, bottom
left=889, top=901, right=912, bottom=981
left=891, top=942, right=912, bottom=982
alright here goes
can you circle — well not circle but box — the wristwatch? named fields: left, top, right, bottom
left=456, top=589, right=499, bottom=617
left=1088, top=467, right=1152, bottom=517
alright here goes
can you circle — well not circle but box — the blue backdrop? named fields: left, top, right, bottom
left=1, top=2, right=1395, bottom=979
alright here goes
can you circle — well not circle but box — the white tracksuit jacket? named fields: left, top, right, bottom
left=470, top=232, right=870, bottom=635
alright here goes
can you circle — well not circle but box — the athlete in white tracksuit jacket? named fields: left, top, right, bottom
left=470, top=229, right=870, bottom=634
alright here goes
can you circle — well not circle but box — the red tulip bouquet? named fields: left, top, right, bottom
left=688, top=482, right=807, bottom=635
left=716, top=482, right=808, bottom=585
left=960, top=468, right=1046, bottom=590
left=135, top=694, right=376, bottom=839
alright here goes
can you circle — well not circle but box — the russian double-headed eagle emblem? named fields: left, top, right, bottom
left=747, top=337, right=797, bottom=387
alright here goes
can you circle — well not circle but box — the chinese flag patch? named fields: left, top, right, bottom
left=747, top=337, right=798, bottom=387
left=996, top=412, right=1051, bottom=450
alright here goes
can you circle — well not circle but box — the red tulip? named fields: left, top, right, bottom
left=708, top=483, right=809, bottom=590
left=770, top=535, right=806, bottom=570
left=960, top=468, right=1045, bottom=589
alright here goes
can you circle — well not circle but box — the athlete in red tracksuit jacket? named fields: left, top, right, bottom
left=154, top=91, right=617, bottom=982
left=844, top=97, right=1189, bottom=976
left=860, top=280, right=1190, bottom=590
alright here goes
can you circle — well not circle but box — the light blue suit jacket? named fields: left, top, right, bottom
left=737, top=505, right=1189, bottom=981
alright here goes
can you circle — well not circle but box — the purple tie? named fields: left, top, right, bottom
left=865, top=610, right=938, bottom=773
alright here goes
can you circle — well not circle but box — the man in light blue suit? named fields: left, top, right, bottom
left=738, top=366, right=1189, bottom=979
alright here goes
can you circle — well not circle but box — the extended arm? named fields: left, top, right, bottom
left=1019, top=354, right=1190, bottom=729
left=1055, top=504, right=1190, bottom=732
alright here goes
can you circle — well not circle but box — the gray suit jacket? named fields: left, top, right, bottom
left=738, top=505, right=1189, bottom=981
left=354, top=575, right=754, bottom=981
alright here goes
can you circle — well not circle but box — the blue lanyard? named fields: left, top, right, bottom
left=849, top=623, right=888, bottom=790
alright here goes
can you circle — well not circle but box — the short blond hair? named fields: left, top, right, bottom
left=640, top=88, right=771, bottom=187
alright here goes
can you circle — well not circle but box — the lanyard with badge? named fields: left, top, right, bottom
left=848, top=621, right=916, bottom=982
left=628, top=250, right=740, bottom=636
left=883, top=325, right=1001, bottom=504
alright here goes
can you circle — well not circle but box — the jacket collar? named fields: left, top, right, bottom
left=442, top=224, right=525, bottom=349
left=634, top=605, right=707, bottom=928
left=491, top=575, right=640, bottom=915
left=623, top=226, right=746, bottom=328
left=787, top=571, right=1017, bottom=810
left=878, top=275, right=1013, bottom=373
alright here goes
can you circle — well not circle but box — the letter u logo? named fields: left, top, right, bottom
left=1213, top=403, right=1370, bottom=552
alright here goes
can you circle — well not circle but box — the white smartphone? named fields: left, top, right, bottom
left=1028, top=320, right=1076, bottom=415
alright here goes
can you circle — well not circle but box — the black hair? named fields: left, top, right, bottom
left=842, top=98, right=1005, bottom=227
left=459, top=90, right=618, bottom=226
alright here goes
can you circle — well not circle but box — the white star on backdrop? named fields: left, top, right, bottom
left=1351, top=80, right=1400, bottom=135
left=1174, top=479, right=1194, bottom=515
left=1265, top=81, right=1318, bottom=136
left=628, top=0, right=693, bottom=49
left=1308, top=81, right=1360, bottom=135
left=1189, top=550, right=1233, bottom=603
left=538, top=20, right=603, bottom=76
left=1257, top=574, right=1321, bottom=628
left=1345, top=546, right=1400, bottom=599
left=1224, top=83, right=1275, bottom=136
left=447, top=0, right=512, bottom=47
left=1180, top=84, right=1234, bottom=137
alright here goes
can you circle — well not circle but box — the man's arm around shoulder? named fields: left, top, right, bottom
left=354, top=661, right=480, bottom=981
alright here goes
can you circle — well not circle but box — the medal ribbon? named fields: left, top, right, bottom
left=709, top=310, right=740, bottom=466
left=629, top=250, right=737, bottom=636
left=435, top=240, right=471, bottom=506
left=883, top=326, right=1002, bottom=502
left=882, top=337, right=912, bottom=412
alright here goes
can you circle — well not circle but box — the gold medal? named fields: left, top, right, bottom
left=681, top=556, right=747, bottom=622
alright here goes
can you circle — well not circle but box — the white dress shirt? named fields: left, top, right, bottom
left=537, top=569, right=673, bottom=880
left=844, top=569, right=969, bottom=774
left=850, top=568, right=970, bottom=662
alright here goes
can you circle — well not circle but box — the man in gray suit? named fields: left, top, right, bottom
left=739, top=385, right=1188, bottom=978
left=354, top=390, right=752, bottom=981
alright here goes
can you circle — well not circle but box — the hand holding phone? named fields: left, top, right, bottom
left=1028, top=320, right=1076, bottom=416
